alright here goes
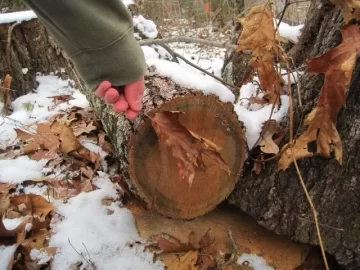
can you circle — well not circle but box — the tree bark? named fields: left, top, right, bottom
left=225, top=1, right=360, bottom=269
left=0, top=19, right=75, bottom=98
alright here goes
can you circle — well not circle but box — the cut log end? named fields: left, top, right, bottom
left=129, top=94, right=246, bottom=219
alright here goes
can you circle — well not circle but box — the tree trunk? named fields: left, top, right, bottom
left=85, top=73, right=247, bottom=219
left=0, top=18, right=75, bottom=98
left=224, top=1, right=360, bottom=269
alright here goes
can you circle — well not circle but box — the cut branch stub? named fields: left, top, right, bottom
left=129, top=95, right=246, bottom=219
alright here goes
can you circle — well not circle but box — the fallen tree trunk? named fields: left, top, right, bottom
left=223, top=1, right=360, bottom=269
left=0, top=15, right=247, bottom=220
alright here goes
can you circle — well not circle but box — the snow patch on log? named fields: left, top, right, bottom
left=234, top=83, right=289, bottom=150
left=0, top=10, right=36, bottom=24
left=146, top=58, right=235, bottom=103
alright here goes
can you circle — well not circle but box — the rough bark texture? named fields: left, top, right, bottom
left=0, top=19, right=74, bottom=98
left=225, top=1, right=360, bottom=269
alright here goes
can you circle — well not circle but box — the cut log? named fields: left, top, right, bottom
left=129, top=93, right=246, bottom=219
left=92, top=75, right=247, bottom=219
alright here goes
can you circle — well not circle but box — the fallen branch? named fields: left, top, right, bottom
left=139, top=36, right=237, bottom=51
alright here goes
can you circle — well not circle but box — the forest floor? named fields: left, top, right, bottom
left=0, top=8, right=308, bottom=270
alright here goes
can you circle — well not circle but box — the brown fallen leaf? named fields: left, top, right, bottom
left=258, top=120, right=281, bottom=154
left=279, top=106, right=342, bottom=170
left=237, top=6, right=279, bottom=56
left=98, top=131, right=113, bottom=154
left=153, top=232, right=197, bottom=253
left=150, top=111, right=230, bottom=186
left=306, top=24, right=360, bottom=123
left=50, top=95, right=74, bottom=104
left=279, top=24, right=359, bottom=169
left=10, top=194, right=54, bottom=230
left=167, top=250, right=198, bottom=270
left=72, top=121, right=97, bottom=136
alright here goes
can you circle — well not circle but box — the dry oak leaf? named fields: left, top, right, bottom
left=167, top=250, right=198, bottom=270
left=10, top=194, right=54, bottom=230
left=21, top=229, right=56, bottom=260
left=237, top=6, right=279, bottom=56
left=72, top=121, right=97, bottom=136
left=330, top=0, right=360, bottom=23
left=279, top=105, right=342, bottom=170
left=306, top=24, right=360, bottom=122
left=249, top=53, right=283, bottom=104
left=16, top=123, right=60, bottom=154
left=153, top=232, right=197, bottom=253
left=150, top=111, right=230, bottom=186
left=259, top=120, right=281, bottom=154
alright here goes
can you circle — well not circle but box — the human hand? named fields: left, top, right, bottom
left=95, top=78, right=145, bottom=120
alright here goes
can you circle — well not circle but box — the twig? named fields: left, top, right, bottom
left=297, top=216, right=344, bottom=232
left=170, top=49, right=241, bottom=97
left=287, top=62, right=294, bottom=143
left=275, top=0, right=290, bottom=32
left=139, top=36, right=237, bottom=51
left=6, top=22, right=21, bottom=71
left=291, top=150, right=329, bottom=270
left=224, top=227, right=238, bottom=266
left=68, top=238, right=96, bottom=270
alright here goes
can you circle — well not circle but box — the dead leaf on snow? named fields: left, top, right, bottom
left=10, top=194, right=54, bottom=230
left=259, top=120, right=281, bottom=154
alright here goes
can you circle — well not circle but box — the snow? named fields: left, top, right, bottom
left=22, top=68, right=29, bottom=75
left=276, top=20, right=303, bottom=43
left=122, top=0, right=135, bottom=7
left=0, top=218, right=25, bottom=270
left=0, top=156, right=47, bottom=184
left=0, top=10, right=37, bottom=24
left=235, top=94, right=289, bottom=150
left=0, top=75, right=88, bottom=148
left=147, top=59, right=235, bottom=103
left=30, top=249, right=52, bottom=265
left=0, top=245, right=16, bottom=270
left=3, top=217, right=24, bottom=230
left=238, top=253, right=274, bottom=270
left=133, top=15, right=158, bottom=39
left=49, top=172, right=163, bottom=270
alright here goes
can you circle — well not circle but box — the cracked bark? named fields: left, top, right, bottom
left=223, top=1, right=360, bottom=268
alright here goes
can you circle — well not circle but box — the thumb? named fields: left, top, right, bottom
left=124, top=78, right=145, bottom=112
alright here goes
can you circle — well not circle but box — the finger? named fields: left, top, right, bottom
left=104, top=88, right=120, bottom=104
left=95, top=81, right=112, bottom=98
left=125, top=108, right=139, bottom=120
left=113, top=94, right=129, bottom=112
left=124, top=78, right=145, bottom=112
